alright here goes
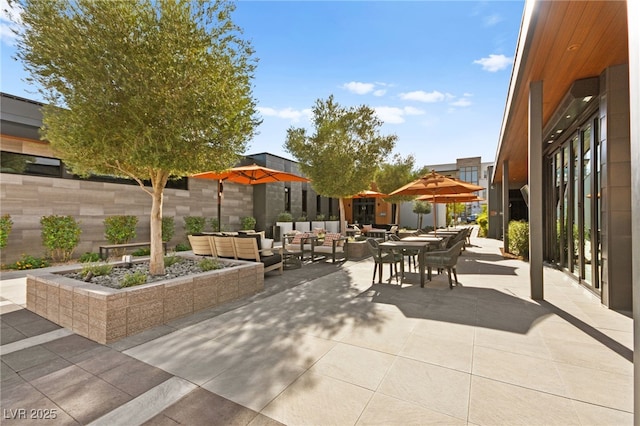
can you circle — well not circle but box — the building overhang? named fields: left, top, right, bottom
left=492, top=0, right=629, bottom=185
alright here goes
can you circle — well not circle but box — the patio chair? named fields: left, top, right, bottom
left=312, top=232, right=348, bottom=263
left=366, top=238, right=403, bottom=284
left=188, top=234, right=215, bottom=256
left=233, top=235, right=283, bottom=275
left=284, top=231, right=314, bottom=261
left=212, top=235, right=237, bottom=259
left=422, top=240, right=465, bottom=288
left=388, top=234, right=419, bottom=272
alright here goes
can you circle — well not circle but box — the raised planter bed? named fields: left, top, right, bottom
left=26, top=257, right=263, bottom=344
left=346, top=240, right=371, bottom=260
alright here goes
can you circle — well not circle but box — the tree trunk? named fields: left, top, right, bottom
left=394, top=203, right=400, bottom=225
left=339, top=198, right=346, bottom=234
left=149, top=172, right=169, bottom=276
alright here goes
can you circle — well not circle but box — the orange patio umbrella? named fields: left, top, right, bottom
left=389, top=171, right=483, bottom=233
left=192, top=164, right=309, bottom=231
left=351, top=190, right=388, bottom=198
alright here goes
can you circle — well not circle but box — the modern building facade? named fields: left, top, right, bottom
left=0, top=93, right=336, bottom=264
left=491, top=0, right=634, bottom=311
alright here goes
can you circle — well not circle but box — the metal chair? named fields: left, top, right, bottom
left=366, top=238, right=403, bottom=284
left=423, top=240, right=465, bottom=288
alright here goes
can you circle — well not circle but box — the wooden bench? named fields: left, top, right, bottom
left=99, top=242, right=167, bottom=260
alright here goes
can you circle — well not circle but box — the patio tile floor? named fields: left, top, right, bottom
left=0, top=229, right=634, bottom=425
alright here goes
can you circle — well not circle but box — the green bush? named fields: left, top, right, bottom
left=315, top=213, right=325, bottom=221
left=175, top=243, right=190, bottom=252
left=208, top=217, right=220, bottom=232
left=162, top=217, right=175, bottom=243
left=120, top=271, right=147, bottom=288
left=476, top=205, right=488, bottom=237
left=79, top=252, right=101, bottom=263
left=0, top=214, right=13, bottom=249
left=81, top=263, right=113, bottom=277
left=184, top=216, right=206, bottom=235
left=41, top=215, right=82, bottom=262
left=240, top=216, right=257, bottom=230
left=164, top=255, right=182, bottom=267
left=508, top=220, right=529, bottom=259
left=277, top=212, right=293, bottom=222
left=131, top=247, right=151, bottom=256
left=104, top=215, right=138, bottom=244
left=5, top=254, right=50, bottom=270
left=199, top=257, right=222, bottom=271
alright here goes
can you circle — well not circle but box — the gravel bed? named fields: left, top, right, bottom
left=62, top=258, right=234, bottom=289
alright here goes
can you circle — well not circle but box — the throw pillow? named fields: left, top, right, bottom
left=261, top=238, right=274, bottom=256
left=323, top=232, right=342, bottom=247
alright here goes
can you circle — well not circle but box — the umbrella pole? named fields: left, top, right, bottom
left=217, top=180, right=223, bottom=232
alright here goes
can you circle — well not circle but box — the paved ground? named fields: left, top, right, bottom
left=0, top=232, right=634, bottom=425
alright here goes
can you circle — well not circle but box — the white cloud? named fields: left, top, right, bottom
left=450, top=98, right=472, bottom=107
left=342, top=81, right=375, bottom=95
left=0, top=0, right=23, bottom=46
left=258, top=107, right=311, bottom=123
left=374, top=106, right=425, bottom=124
left=473, top=54, right=513, bottom=72
left=373, top=89, right=386, bottom=97
left=399, top=90, right=447, bottom=103
left=483, top=14, right=502, bottom=27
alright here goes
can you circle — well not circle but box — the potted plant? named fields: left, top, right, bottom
left=276, top=211, right=294, bottom=237
left=294, top=213, right=310, bottom=232
left=312, top=213, right=326, bottom=231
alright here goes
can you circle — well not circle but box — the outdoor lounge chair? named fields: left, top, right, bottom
left=212, top=235, right=237, bottom=259
left=283, top=232, right=314, bottom=261
left=423, top=240, right=465, bottom=288
left=233, top=235, right=283, bottom=275
left=312, top=232, right=348, bottom=263
left=188, top=234, right=215, bottom=256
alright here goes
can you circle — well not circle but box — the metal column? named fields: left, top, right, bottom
left=529, top=81, right=544, bottom=300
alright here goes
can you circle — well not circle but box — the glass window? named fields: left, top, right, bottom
left=1, top=151, right=61, bottom=177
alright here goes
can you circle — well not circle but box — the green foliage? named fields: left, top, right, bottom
left=412, top=201, right=431, bottom=229
left=446, top=203, right=466, bottom=226
left=164, top=255, right=182, bottom=267
left=79, top=252, right=101, bottom=263
left=175, top=243, right=191, bottom=252
left=120, top=271, right=147, bottom=288
left=209, top=217, right=220, bottom=232
left=81, top=263, right=113, bottom=277
left=240, top=216, right=257, bottom=230
left=17, top=0, right=260, bottom=276
left=5, top=254, right=50, bottom=270
left=315, top=213, right=325, bottom=221
left=328, top=215, right=339, bottom=221
left=296, top=214, right=308, bottom=221
left=199, top=257, right=222, bottom=272
left=0, top=214, right=13, bottom=249
left=184, top=216, right=206, bottom=235
left=508, top=220, right=530, bottom=259
left=285, top=95, right=396, bottom=200
left=477, top=205, right=488, bottom=237
left=131, top=247, right=151, bottom=256
left=375, top=154, right=416, bottom=205
left=277, top=212, right=293, bottom=222
left=104, top=216, right=138, bottom=244
left=162, top=217, right=175, bottom=243
left=40, top=215, right=82, bottom=262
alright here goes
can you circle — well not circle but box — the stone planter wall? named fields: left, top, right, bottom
left=26, top=259, right=263, bottom=344
left=346, top=240, right=371, bottom=260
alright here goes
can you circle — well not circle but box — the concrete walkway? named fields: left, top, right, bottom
left=1, top=233, right=634, bottom=425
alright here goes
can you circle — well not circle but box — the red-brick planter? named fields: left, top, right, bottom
left=26, top=258, right=263, bottom=344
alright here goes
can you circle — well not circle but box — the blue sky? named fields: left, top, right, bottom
left=1, top=0, right=524, bottom=168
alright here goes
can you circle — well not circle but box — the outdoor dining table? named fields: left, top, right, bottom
left=378, top=240, right=430, bottom=287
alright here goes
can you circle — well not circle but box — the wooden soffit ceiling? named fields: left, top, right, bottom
left=493, top=0, right=628, bottom=184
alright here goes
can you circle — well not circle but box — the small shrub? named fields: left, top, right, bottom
left=508, top=220, right=529, bottom=259
left=329, top=215, right=339, bottom=221
left=199, top=257, right=221, bottom=272
left=131, top=247, right=151, bottom=256
left=41, top=215, right=82, bottom=262
left=315, top=213, right=325, bottom=221
left=277, top=212, right=293, bottom=222
left=104, top=215, right=138, bottom=244
left=164, top=255, right=182, bottom=267
left=0, top=214, right=13, bottom=249
left=6, top=254, right=50, bottom=270
left=162, top=217, right=175, bottom=243
left=476, top=205, right=488, bottom=237
left=120, top=271, right=147, bottom=288
left=81, top=263, right=113, bottom=277
left=240, top=216, right=257, bottom=230
left=79, top=252, right=101, bottom=263
left=209, top=217, right=220, bottom=232
left=296, top=214, right=307, bottom=221
left=175, top=243, right=190, bottom=252
left=184, top=216, right=206, bottom=235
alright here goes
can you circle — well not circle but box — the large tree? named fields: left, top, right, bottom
left=284, top=95, right=396, bottom=233
left=375, top=153, right=416, bottom=225
left=15, top=0, right=259, bottom=275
